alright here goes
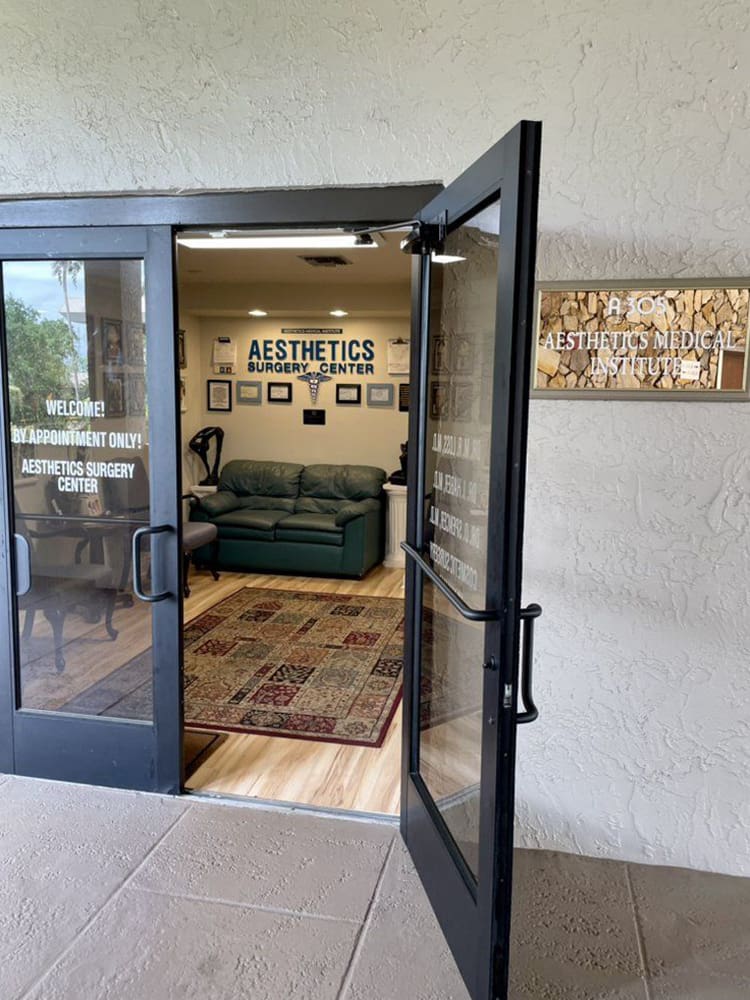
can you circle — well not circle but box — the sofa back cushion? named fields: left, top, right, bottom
left=295, top=496, right=345, bottom=514
left=299, top=464, right=386, bottom=503
left=219, top=460, right=303, bottom=512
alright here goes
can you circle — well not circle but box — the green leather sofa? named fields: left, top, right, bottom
left=190, top=460, right=387, bottom=578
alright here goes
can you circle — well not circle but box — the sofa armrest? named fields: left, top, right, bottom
left=335, top=498, right=381, bottom=526
left=193, top=490, right=240, bottom=518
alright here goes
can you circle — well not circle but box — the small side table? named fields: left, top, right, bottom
left=383, top=483, right=407, bottom=569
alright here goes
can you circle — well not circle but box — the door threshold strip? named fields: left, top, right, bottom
left=183, top=787, right=399, bottom=826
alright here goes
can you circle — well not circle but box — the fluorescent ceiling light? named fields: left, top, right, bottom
left=177, top=234, right=377, bottom=250
left=330, top=309, right=348, bottom=317
left=248, top=309, right=268, bottom=317
left=431, top=253, right=466, bottom=264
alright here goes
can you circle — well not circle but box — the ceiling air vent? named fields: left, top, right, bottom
left=298, top=255, right=352, bottom=268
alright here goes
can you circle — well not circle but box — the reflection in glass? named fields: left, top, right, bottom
left=419, top=582, right=484, bottom=873
left=418, top=199, right=501, bottom=878
left=4, top=259, right=153, bottom=718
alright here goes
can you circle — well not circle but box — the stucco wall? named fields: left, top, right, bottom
left=1, top=0, right=749, bottom=875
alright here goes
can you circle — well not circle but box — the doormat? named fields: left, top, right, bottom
left=184, top=587, right=404, bottom=747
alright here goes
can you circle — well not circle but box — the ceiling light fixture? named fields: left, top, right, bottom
left=431, top=252, right=466, bottom=264
left=330, top=309, right=348, bottom=317
left=177, top=234, right=378, bottom=250
left=248, top=309, right=268, bottom=317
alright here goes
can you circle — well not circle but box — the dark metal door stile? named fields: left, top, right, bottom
left=0, top=260, right=18, bottom=772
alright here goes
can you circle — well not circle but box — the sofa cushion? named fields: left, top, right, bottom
left=299, top=464, right=386, bottom=501
left=294, top=496, right=346, bottom=515
left=334, top=498, right=381, bottom=525
left=237, top=495, right=296, bottom=513
left=194, top=490, right=240, bottom=518
left=213, top=508, right=291, bottom=540
left=219, top=460, right=304, bottom=502
left=275, top=512, right=343, bottom=546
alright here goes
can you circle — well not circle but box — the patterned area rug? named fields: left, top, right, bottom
left=184, top=587, right=404, bottom=747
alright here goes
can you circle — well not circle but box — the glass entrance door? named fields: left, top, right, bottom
left=401, top=121, right=542, bottom=999
left=0, top=227, right=181, bottom=792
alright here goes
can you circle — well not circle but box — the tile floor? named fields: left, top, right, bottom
left=1, top=775, right=748, bottom=999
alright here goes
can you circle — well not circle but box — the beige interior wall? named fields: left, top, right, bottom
left=180, top=314, right=409, bottom=481
left=178, top=281, right=410, bottom=317
left=179, top=313, right=205, bottom=492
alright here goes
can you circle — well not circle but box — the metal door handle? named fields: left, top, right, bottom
left=517, top=603, right=542, bottom=724
left=401, top=542, right=499, bottom=622
left=14, top=533, right=31, bottom=597
left=132, top=524, right=172, bottom=603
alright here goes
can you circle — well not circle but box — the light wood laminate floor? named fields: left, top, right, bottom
left=184, top=566, right=405, bottom=815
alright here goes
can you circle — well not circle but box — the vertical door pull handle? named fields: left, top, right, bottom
left=14, top=533, right=31, bottom=597
left=517, top=603, right=542, bottom=724
left=132, top=524, right=172, bottom=603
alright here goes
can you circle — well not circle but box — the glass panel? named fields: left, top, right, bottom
left=419, top=199, right=501, bottom=877
left=3, top=259, right=153, bottom=718
left=420, top=582, right=484, bottom=874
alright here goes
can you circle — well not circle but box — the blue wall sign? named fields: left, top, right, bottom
left=247, top=337, right=375, bottom=375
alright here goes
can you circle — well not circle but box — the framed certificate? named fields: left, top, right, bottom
left=236, top=380, right=262, bottom=405
left=267, top=382, right=292, bottom=403
left=366, top=383, right=394, bottom=407
left=207, top=379, right=232, bottom=412
left=336, top=383, right=361, bottom=405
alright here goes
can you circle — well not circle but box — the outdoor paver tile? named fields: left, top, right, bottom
left=508, top=849, right=646, bottom=999
left=133, top=801, right=397, bottom=921
left=343, top=839, right=470, bottom=1000
left=25, top=886, right=358, bottom=1000
left=630, top=861, right=750, bottom=998
left=0, top=778, right=187, bottom=1000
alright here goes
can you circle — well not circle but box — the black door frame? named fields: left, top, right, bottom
left=0, top=183, right=442, bottom=790
left=0, top=185, right=441, bottom=230
left=400, top=122, right=541, bottom=999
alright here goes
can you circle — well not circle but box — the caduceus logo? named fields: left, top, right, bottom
left=297, top=370, right=333, bottom=404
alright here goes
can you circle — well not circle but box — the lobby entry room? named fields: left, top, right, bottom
left=176, top=228, right=414, bottom=814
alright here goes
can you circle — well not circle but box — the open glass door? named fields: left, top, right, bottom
left=401, top=121, right=542, bottom=998
left=0, top=226, right=182, bottom=792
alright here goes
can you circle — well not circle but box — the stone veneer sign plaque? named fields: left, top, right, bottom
left=533, top=283, right=750, bottom=399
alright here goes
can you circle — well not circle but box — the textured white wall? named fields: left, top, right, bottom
left=1, top=0, right=749, bottom=874
left=520, top=402, right=750, bottom=874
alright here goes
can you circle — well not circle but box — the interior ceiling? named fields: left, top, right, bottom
left=177, top=230, right=410, bottom=286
